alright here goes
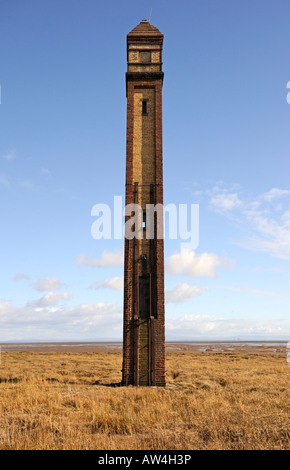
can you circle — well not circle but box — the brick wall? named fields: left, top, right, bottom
left=122, top=22, right=165, bottom=387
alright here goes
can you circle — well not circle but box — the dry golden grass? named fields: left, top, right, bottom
left=0, top=348, right=289, bottom=450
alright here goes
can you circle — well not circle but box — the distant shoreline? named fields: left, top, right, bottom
left=0, top=340, right=287, bottom=354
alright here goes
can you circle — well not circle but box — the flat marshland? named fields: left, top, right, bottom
left=0, top=342, right=289, bottom=450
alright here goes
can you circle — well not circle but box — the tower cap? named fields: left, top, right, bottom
left=128, top=19, right=163, bottom=37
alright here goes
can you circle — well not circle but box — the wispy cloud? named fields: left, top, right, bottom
left=210, top=192, right=243, bottom=213
left=14, top=273, right=30, bottom=282
left=19, top=180, right=34, bottom=190
left=198, top=182, right=290, bottom=261
left=239, top=206, right=290, bottom=261
left=217, top=285, right=288, bottom=298
left=2, top=150, right=15, bottom=161
left=76, top=249, right=123, bottom=268
left=31, top=278, right=64, bottom=292
left=41, top=168, right=51, bottom=176
left=89, top=276, right=123, bottom=291
left=251, top=266, right=283, bottom=274
left=262, top=188, right=290, bottom=201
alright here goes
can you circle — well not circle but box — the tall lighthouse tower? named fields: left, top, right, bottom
left=122, top=20, right=165, bottom=386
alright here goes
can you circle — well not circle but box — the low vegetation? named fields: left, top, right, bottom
left=0, top=347, right=289, bottom=450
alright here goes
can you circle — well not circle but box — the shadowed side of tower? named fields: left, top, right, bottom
left=122, top=20, right=165, bottom=386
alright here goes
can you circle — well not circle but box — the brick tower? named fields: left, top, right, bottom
left=122, top=20, right=165, bottom=386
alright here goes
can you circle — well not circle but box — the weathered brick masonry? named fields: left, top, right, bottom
left=122, top=20, right=165, bottom=386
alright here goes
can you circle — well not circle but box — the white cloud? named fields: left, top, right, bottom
left=0, top=295, right=288, bottom=342
left=262, top=188, right=290, bottom=201
left=26, top=291, right=71, bottom=308
left=14, top=273, right=30, bottom=282
left=89, top=276, right=123, bottom=291
left=166, top=313, right=287, bottom=339
left=76, top=249, right=123, bottom=268
left=166, top=283, right=208, bottom=303
left=0, top=297, right=122, bottom=342
left=166, top=314, right=223, bottom=335
left=166, top=249, right=235, bottom=278
left=31, top=278, right=64, bottom=292
left=210, top=193, right=242, bottom=212
left=68, top=302, right=121, bottom=318
left=0, top=300, right=12, bottom=314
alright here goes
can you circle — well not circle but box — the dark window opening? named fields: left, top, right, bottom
left=142, top=100, right=147, bottom=115
left=142, top=210, right=146, bottom=229
left=139, top=276, right=150, bottom=319
left=140, top=51, right=151, bottom=63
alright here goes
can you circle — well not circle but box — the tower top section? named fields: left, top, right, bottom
left=127, top=19, right=163, bottom=40
left=126, top=20, right=164, bottom=84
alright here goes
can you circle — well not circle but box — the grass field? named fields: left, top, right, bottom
left=0, top=344, right=289, bottom=450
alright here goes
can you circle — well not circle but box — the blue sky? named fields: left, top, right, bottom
left=0, top=0, right=290, bottom=341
